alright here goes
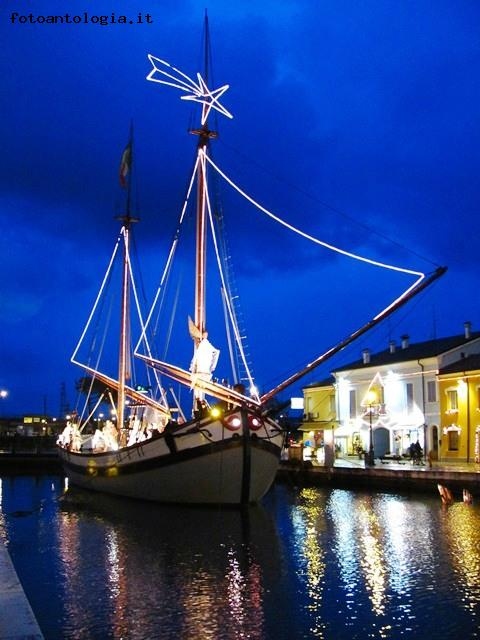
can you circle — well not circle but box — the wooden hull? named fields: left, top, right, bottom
left=57, top=410, right=284, bottom=505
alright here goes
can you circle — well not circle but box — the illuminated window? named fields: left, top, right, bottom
left=477, top=386, right=480, bottom=410
left=349, top=390, right=357, bottom=419
left=406, top=383, right=414, bottom=413
left=448, top=429, right=459, bottom=451
left=447, top=389, right=458, bottom=412
left=329, top=394, right=336, bottom=414
left=371, top=384, right=385, bottom=405
left=427, top=380, right=437, bottom=403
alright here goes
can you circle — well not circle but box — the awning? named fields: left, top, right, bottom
left=334, top=425, right=354, bottom=437
left=299, top=421, right=338, bottom=432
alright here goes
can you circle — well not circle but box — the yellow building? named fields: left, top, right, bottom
left=438, top=354, right=480, bottom=463
left=301, top=377, right=337, bottom=464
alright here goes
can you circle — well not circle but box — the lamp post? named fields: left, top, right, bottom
left=365, top=390, right=376, bottom=466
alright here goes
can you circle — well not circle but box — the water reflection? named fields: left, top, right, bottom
left=288, top=487, right=478, bottom=639
left=291, top=488, right=327, bottom=637
left=441, top=502, right=480, bottom=615
left=3, top=477, right=480, bottom=639
left=56, top=486, right=280, bottom=639
left=358, top=498, right=387, bottom=615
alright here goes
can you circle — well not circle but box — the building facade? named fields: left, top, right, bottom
left=302, top=323, right=480, bottom=463
left=301, top=377, right=336, bottom=463
left=438, top=354, right=480, bottom=463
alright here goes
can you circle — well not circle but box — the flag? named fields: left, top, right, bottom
left=119, top=142, right=132, bottom=187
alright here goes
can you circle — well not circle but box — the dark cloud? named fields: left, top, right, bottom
left=0, top=1, right=479, bottom=413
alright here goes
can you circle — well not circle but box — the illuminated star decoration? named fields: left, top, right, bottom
left=146, top=55, right=233, bottom=126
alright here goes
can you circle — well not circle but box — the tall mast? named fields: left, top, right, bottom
left=117, top=123, right=138, bottom=431
left=192, top=13, right=217, bottom=343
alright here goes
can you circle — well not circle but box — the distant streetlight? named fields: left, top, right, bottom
left=365, top=390, right=377, bottom=466
left=0, top=389, right=8, bottom=418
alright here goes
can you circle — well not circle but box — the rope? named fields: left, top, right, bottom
left=204, top=152, right=424, bottom=279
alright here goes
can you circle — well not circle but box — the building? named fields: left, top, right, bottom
left=302, top=322, right=480, bottom=463
left=301, top=377, right=337, bottom=464
left=438, top=353, right=480, bottom=463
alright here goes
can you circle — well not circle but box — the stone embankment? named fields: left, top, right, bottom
left=277, top=458, right=480, bottom=497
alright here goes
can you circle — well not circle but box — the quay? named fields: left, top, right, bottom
left=0, top=447, right=478, bottom=496
left=278, top=456, right=480, bottom=497
left=0, top=452, right=61, bottom=474
left=0, top=542, right=44, bottom=639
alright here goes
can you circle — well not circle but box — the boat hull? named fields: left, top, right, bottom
left=58, top=411, right=284, bottom=505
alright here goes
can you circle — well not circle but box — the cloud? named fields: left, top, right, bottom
left=1, top=1, right=479, bottom=413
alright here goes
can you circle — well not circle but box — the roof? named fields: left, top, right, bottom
left=333, top=331, right=480, bottom=373
left=438, top=353, right=480, bottom=375
left=302, top=375, right=335, bottom=390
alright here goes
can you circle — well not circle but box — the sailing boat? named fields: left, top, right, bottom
left=57, top=18, right=445, bottom=505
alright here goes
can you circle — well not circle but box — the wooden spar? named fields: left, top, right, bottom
left=117, top=221, right=129, bottom=431
left=192, top=15, right=217, bottom=341
left=117, top=123, right=138, bottom=431
left=260, top=266, right=447, bottom=404
left=135, top=353, right=262, bottom=408
left=78, top=364, right=170, bottom=415
left=194, top=141, right=208, bottom=338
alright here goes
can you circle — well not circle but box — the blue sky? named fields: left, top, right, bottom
left=1, top=1, right=479, bottom=416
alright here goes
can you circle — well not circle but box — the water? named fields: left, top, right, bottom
left=1, top=476, right=480, bottom=639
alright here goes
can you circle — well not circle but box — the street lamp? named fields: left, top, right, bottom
left=0, top=389, right=8, bottom=417
left=365, top=390, right=377, bottom=466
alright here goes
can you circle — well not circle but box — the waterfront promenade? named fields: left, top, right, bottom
left=279, top=454, right=480, bottom=496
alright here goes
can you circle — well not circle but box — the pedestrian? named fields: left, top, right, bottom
left=427, top=450, right=433, bottom=469
left=414, top=440, right=422, bottom=464
left=409, top=442, right=416, bottom=463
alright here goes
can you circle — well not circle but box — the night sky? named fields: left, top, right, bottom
left=1, top=1, right=479, bottom=416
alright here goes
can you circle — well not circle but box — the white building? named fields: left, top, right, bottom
left=330, top=322, right=480, bottom=461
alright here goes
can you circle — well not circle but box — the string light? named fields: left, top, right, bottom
left=146, top=55, right=233, bottom=125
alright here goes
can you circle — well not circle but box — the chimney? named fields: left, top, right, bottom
left=389, top=340, right=396, bottom=354
left=464, top=321, right=472, bottom=339
left=362, top=348, right=371, bottom=364
left=401, top=334, right=409, bottom=349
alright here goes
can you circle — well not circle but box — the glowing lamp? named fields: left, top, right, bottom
left=210, top=406, right=222, bottom=419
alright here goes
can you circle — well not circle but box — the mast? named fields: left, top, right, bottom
left=117, top=124, right=138, bottom=432
left=191, top=13, right=217, bottom=343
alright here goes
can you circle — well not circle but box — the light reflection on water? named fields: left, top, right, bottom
left=1, top=476, right=480, bottom=639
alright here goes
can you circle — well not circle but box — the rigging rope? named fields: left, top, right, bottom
left=204, top=152, right=425, bottom=279
left=201, top=150, right=259, bottom=400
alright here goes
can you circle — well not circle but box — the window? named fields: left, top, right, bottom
left=329, top=394, right=336, bottom=414
left=477, top=386, right=480, bottom=410
left=406, top=383, right=414, bottom=413
left=427, top=380, right=437, bottom=403
left=349, top=390, right=357, bottom=419
left=371, top=384, right=385, bottom=405
left=448, top=429, right=459, bottom=451
left=447, top=389, right=458, bottom=412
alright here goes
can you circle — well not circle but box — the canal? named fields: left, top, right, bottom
left=1, top=475, right=479, bottom=639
